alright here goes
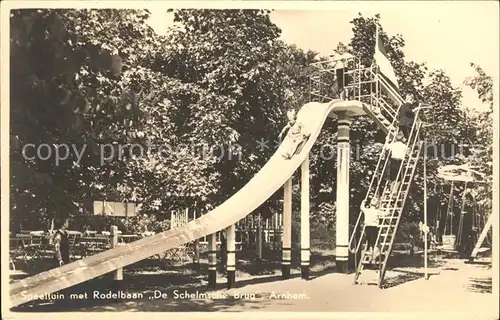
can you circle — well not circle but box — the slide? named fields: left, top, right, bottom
left=10, top=99, right=367, bottom=307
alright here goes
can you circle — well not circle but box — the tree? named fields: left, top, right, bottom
left=463, top=64, right=493, bottom=208
left=10, top=9, right=167, bottom=230
left=146, top=9, right=292, bottom=210
left=11, top=9, right=490, bottom=248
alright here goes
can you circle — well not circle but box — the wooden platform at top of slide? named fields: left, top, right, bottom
left=9, top=99, right=368, bottom=308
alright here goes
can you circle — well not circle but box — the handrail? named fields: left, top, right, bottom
left=348, top=80, right=404, bottom=254
left=377, top=129, right=418, bottom=246
left=349, top=200, right=369, bottom=254
left=377, top=122, right=424, bottom=286
left=376, top=71, right=404, bottom=105
left=370, top=94, right=405, bottom=198
left=375, top=105, right=424, bottom=259
left=349, top=70, right=433, bottom=285
left=370, top=95, right=393, bottom=121
left=376, top=95, right=398, bottom=126
left=379, top=140, right=423, bottom=285
left=366, top=66, right=403, bottom=113
left=390, top=105, right=421, bottom=188
left=384, top=104, right=424, bottom=212
left=350, top=103, right=423, bottom=255
left=375, top=83, right=398, bottom=113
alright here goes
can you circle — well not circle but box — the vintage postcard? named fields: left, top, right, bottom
left=1, top=1, right=499, bottom=319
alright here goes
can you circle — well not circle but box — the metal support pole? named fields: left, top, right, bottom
left=207, top=232, right=217, bottom=288
left=192, top=209, right=200, bottom=265
left=282, top=178, right=293, bottom=279
left=423, top=139, right=429, bottom=280
left=111, top=225, right=123, bottom=280
left=226, top=224, right=236, bottom=289
left=301, top=155, right=310, bottom=280
left=256, top=214, right=262, bottom=260
left=336, top=111, right=351, bottom=273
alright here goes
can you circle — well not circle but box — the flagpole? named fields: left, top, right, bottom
left=424, top=131, right=429, bottom=280
left=373, top=24, right=379, bottom=99
left=373, top=25, right=378, bottom=68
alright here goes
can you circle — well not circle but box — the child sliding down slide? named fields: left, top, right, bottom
left=279, top=109, right=311, bottom=160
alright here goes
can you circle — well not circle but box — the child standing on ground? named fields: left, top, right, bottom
left=53, top=218, right=70, bottom=266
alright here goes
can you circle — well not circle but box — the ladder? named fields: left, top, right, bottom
left=349, top=85, right=425, bottom=287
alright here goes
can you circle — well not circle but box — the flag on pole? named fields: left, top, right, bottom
left=373, top=26, right=399, bottom=90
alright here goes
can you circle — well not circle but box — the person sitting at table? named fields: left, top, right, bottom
left=53, top=217, right=70, bottom=267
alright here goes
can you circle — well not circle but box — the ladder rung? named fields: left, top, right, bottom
left=379, top=225, right=396, bottom=229
left=379, top=232, right=394, bottom=237
left=362, top=252, right=387, bottom=261
left=379, top=217, right=398, bottom=221
left=381, top=208, right=397, bottom=213
left=376, top=245, right=392, bottom=251
left=375, top=239, right=391, bottom=244
left=362, top=252, right=385, bottom=260
left=379, top=224, right=396, bottom=230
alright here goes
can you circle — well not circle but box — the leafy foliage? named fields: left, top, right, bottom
left=463, top=64, right=494, bottom=210
left=10, top=10, right=493, bottom=248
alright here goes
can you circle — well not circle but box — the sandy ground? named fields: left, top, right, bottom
left=34, top=257, right=491, bottom=317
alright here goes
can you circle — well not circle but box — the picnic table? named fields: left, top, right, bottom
left=9, top=230, right=161, bottom=270
left=9, top=233, right=54, bottom=270
left=118, top=234, right=141, bottom=244
left=78, top=235, right=111, bottom=257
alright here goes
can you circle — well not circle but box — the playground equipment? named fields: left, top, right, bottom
left=11, top=98, right=371, bottom=307
left=469, top=203, right=493, bottom=262
left=319, top=48, right=431, bottom=286
left=436, top=164, right=487, bottom=255
left=11, top=31, right=465, bottom=305
left=439, top=164, right=493, bottom=261
left=10, top=55, right=418, bottom=306
left=349, top=102, right=425, bottom=287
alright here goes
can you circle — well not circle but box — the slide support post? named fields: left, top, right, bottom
left=282, top=177, right=293, bottom=279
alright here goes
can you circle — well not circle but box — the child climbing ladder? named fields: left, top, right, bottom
left=279, top=109, right=311, bottom=159
left=361, top=196, right=388, bottom=263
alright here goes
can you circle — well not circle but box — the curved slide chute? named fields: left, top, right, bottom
left=10, top=99, right=367, bottom=307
